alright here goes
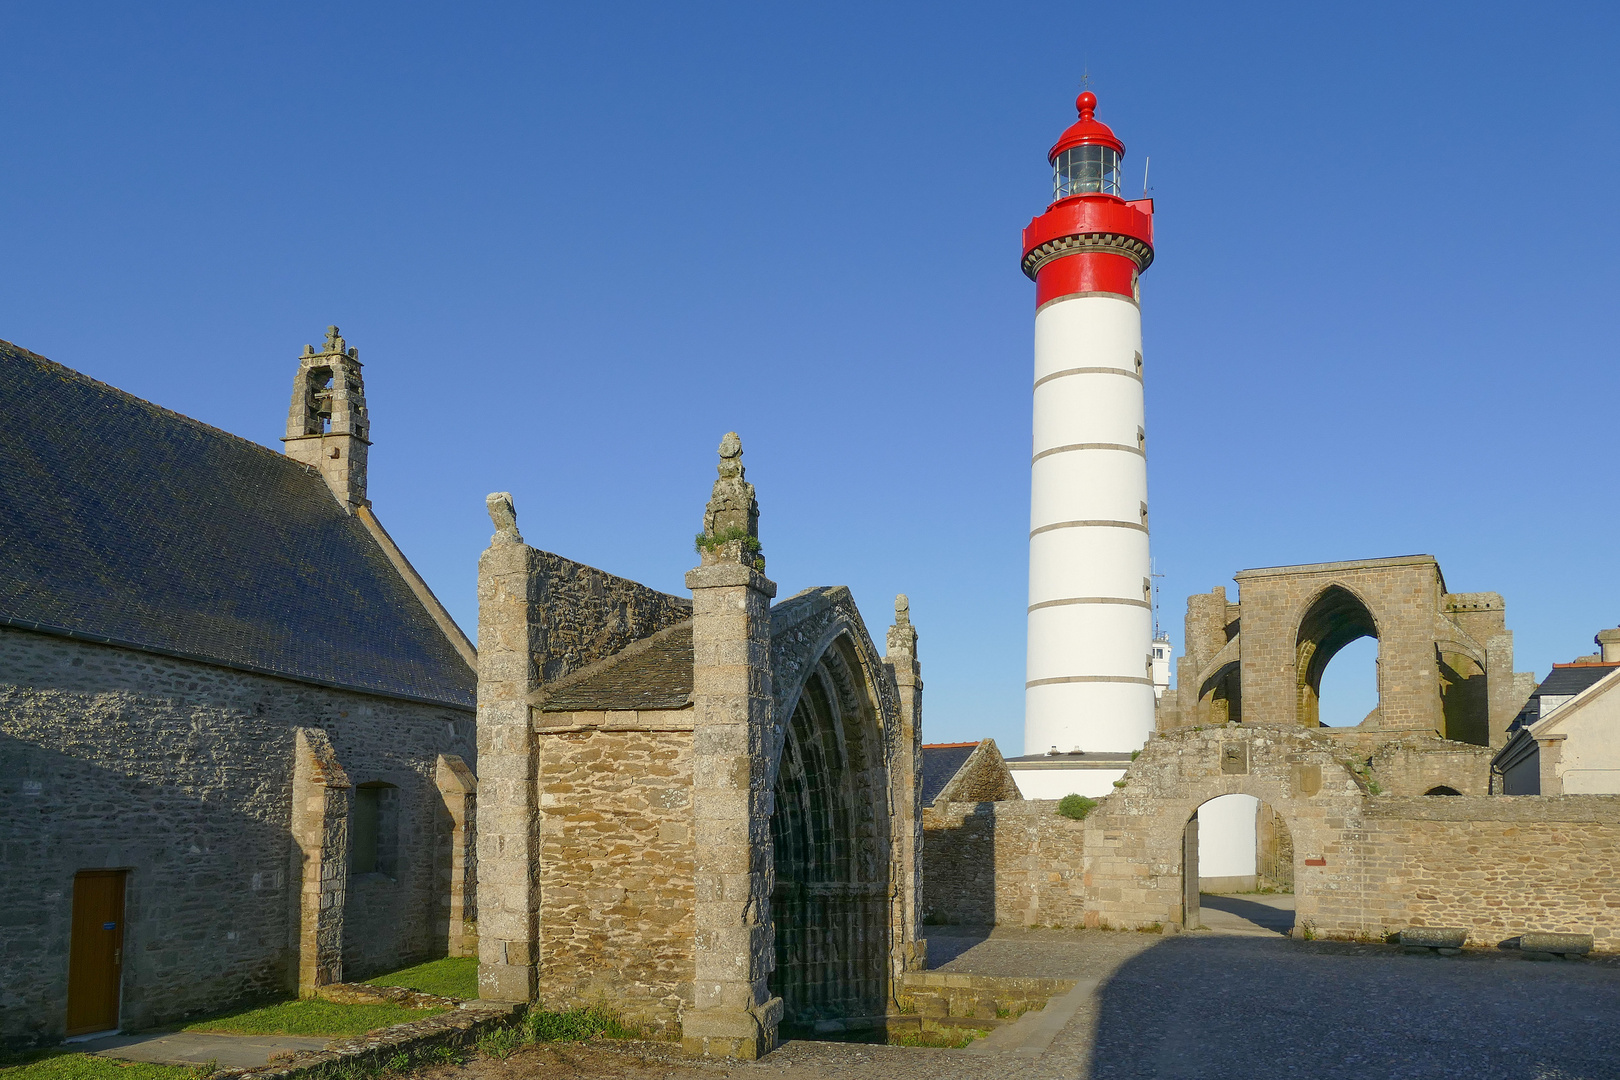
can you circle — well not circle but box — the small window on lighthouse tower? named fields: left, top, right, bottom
left=1054, top=144, right=1121, bottom=200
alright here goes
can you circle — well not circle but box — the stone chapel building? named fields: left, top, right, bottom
left=0, top=331, right=478, bottom=1047
left=474, top=433, right=925, bottom=1059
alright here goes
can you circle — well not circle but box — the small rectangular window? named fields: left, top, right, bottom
left=352, top=783, right=399, bottom=876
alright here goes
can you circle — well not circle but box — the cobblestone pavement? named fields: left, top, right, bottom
left=419, top=927, right=1620, bottom=1080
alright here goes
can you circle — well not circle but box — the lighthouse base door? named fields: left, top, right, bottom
left=66, top=870, right=127, bottom=1037
left=1181, top=815, right=1200, bottom=930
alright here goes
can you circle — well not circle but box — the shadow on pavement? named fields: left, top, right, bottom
left=919, top=925, right=993, bottom=967
left=1088, top=934, right=1620, bottom=1080
left=1198, top=893, right=1295, bottom=935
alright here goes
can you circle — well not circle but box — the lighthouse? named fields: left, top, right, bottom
left=1014, top=92, right=1157, bottom=794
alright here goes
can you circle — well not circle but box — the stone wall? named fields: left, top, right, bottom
left=1318, top=796, right=1620, bottom=948
left=922, top=802, right=1088, bottom=928
left=1365, top=738, right=1494, bottom=796
left=474, top=516, right=693, bottom=1005
left=528, top=551, right=692, bottom=684
left=1168, top=558, right=1532, bottom=747
left=919, top=727, right=1620, bottom=951
left=1233, top=557, right=1450, bottom=734
left=1254, top=803, right=1293, bottom=891
left=532, top=718, right=696, bottom=1036
left=0, top=628, right=476, bottom=1045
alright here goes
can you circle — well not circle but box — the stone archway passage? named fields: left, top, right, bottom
left=769, top=640, right=888, bottom=1031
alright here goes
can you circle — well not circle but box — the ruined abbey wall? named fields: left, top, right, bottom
left=920, top=726, right=1620, bottom=950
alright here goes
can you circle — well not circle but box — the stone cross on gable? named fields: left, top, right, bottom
left=324, top=326, right=346, bottom=355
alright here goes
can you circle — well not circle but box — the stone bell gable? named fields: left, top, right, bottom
left=283, top=325, right=371, bottom=510
left=474, top=434, right=924, bottom=1059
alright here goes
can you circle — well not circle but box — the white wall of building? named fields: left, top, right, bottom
left=1539, top=672, right=1620, bottom=793
left=1197, top=793, right=1258, bottom=880
left=1007, top=766, right=1125, bottom=800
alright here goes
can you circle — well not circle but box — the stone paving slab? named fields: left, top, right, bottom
left=80, top=1031, right=332, bottom=1069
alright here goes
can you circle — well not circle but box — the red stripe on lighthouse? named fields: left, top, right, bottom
left=1034, top=251, right=1138, bottom=306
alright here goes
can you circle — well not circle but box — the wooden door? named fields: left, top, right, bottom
left=1181, top=814, right=1200, bottom=930
left=66, top=870, right=126, bottom=1036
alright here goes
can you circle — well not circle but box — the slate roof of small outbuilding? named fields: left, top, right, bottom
left=920, top=743, right=979, bottom=807
left=0, top=340, right=475, bottom=709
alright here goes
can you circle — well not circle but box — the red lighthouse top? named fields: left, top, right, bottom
left=1048, top=92, right=1124, bottom=161
left=1020, top=91, right=1154, bottom=305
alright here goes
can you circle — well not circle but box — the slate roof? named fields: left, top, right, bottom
left=1509, top=662, right=1620, bottom=732
left=920, top=743, right=978, bottom=807
left=536, top=621, right=694, bottom=712
left=0, top=340, right=475, bottom=709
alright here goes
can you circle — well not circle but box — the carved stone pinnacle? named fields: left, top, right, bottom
left=486, top=492, right=523, bottom=545
left=702, top=431, right=759, bottom=540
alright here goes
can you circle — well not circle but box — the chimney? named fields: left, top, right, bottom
left=1596, top=627, right=1620, bottom=663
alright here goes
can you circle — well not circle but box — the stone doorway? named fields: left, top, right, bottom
left=1179, top=795, right=1295, bottom=936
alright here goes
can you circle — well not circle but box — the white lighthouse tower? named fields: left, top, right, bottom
left=1010, top=92, right=1158, bottom=798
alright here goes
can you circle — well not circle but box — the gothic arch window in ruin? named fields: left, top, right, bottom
left=1297, top=586, right=1380, bottom=728
left=769, top=636, right=889, bottom=1033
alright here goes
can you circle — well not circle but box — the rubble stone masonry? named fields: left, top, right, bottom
left=0, top=628, right=476, bottom=1044
left=533, top=720, right=697, bottom=1036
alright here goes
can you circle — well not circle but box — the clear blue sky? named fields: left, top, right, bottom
left=3, top=2, right=1616, bottom=749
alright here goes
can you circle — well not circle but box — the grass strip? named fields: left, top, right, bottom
left=0, top=1050, right=206, bottom=1080
left=364, top=957, right=477, bottom=1001
left=889, top=1027, right=989, bottom=1049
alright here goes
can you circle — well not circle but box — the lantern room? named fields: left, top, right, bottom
left=1049, top=91, right=1126, bottom=202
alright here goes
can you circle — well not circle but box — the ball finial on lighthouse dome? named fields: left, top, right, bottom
left=1049, top=90, right=1124, bottom=163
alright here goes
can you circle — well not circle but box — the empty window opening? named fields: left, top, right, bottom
left=1297, top=586, right=1380, bottom=728
left=1439, top=650, right=1490, bottom=746
left=352, top=782, right=399, bottom=877
left=1317, top=637, right=1380, bottom=727
left=305, top=367, right=335, bottom=434
left=1198, top=661, right=1242, bottom=724
left=1424, top=785, right=1463, bottom=796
